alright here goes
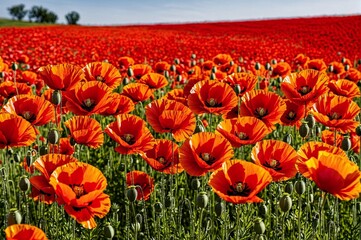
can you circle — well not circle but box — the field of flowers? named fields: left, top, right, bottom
left=0, top=15, right=361, bottom=239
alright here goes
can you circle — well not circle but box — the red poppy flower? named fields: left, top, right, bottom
left=328, top=79, right=360, bottom=98
left=154, top=61, right=170, bottom=74
left=280, top=99, right=306, bottom=127
left=297, top=141, right=346, bottom=178
left=49, top=162, right=111, bottom=229
left=223, top=72, right=258, bottom=97
left=42, top=88, right=69, bottom=114
left=0, top=113, right=36, bottom=149
left=49, top=137, right=75, bottom=155
left=0, top=81, right=32, bottom=101
left=5, top=224, right=48, bottom=240
left=100, top=93, right=135, bottom=116
left=213, top=54, right=234, bottom=74
left=65, top=116, right=104, bottom=149
left=281, top=69, right=329, bottom=107
left=63, top=81, right=113, bottom=116
left=121, top=83, right=153, bottom=103
left=208, top=160, right=272, bottom=204
left=299, top=151, right=361, bottom=200
left=328, top=61, right=346, bottom=80
left=105, top=114, right=155, bottom=155
left=19, top=70, right=37, bottom=85
left=38, top=63, right=85, bottom=91
left=293, top=53, right=309, bottom=69
left=188, top=79, right=238, bottom=115
left=312, top=94, right=360, bottom=133
left=216, top=116, right=270, bottom=147
left=179, top=132, right=234, bottom=176
left=145, top=99, right=195, bottom=142
left=251, top=140, right=298, bottom=182
left=164, top=88, right=187, bottom=106
left=321, top=130, right=360, bottom=154
left=118, top=56, right=135, bottom=70
left=83, top=61, right=122, bottom=89
left=30, top=175, right=56, bottom=204
left=271, top=62, right=291, bottom=79
left=131, top=64, right=153, bottom=80
left=2, top=94, right=54, bottom=126
left=138, top=72, right=168, bottom=90
left=240, top=90, right=286, bottom=131
left=305, top=59, right=327, bottom=72
left=126, top=171, right=154, bottom=201
left=340, top=68, right=361, bottom=83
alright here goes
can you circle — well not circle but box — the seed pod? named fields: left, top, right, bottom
left=236, top=65, right=242, bottom=73
left=191, top=53, right=196, bottom=59
left=305, top=114, right=315, bottom=128
left=344, top=64, right=350, bottom=71
left=254, top=218, right=266, bottom=235
left=39, top=146, right=48, bottom=156
left=174, top=58, right=180, bottom=65
left=26, top=155, right=33, bottom=167
left=0, top=71, right=5, bottom=78
left=170, top=65, right=176, bottom=72
left=7, top=209, right=22, bottom=226
left=215, top=202, right=225, bottom=217
left=265, top=63, right=271, bottom=70
left=234, top=84, right=241, bottom=95
left=191, top=178, right=201, bottom=190
left=194, top=121, right=205, bottom=134
left=341, top=57, right=346, bottom=64
left=282, top=134, right=292, bottom=145
left=131, top=222, right=141, bottom=232
left=154, top=202, right=163, bottom=213
left=356, top=125, right=361, bottom=136
left=104, top=223, right=115, bottom=239
left=295, top=180, right=306, bottom=195
left=127, top=67, right=134, bottom=77
left=52, top=90, right=62, bottom=105
left=13, top=153, right=21, bottom=163
left=119, top=163, right=126, bottom=172
left=258, top=203, right=268, bottom=217
left=127, top=186, right=138, bottom=202
left=299, top=122, right=309, bottom=138
left=279, top=194, right=292, bottom=212
left=328, top=65, right=334, bottom=73
left=48, top=129, right=59, bottom=144
left=136, top=213, right=143, bottom=224
left=284, top=182, right=293, bottom=194
left=271, top=59, right=277, bottom=65
left=11, top=63, right=18, bottom=71
left=255, top=62, right=261, bottom=70
left=122, top=77, right=130, bottom=85
left=210, top=72, right=216, bottom=80
left=211, top=66, right=217, bottom=73
left=341, top=136, right=351, bottom=151
left=164, top=70, right=169, bottom=79
left=176, top=75, right=182, bottom=82
left=19, top=176, right=30, bottom=192
left=196, top=192, right=208, bottom=208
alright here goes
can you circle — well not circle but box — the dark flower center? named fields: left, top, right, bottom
left=235, top=131, right=249, bottom=140
left=254, top=107, right=268, bottom=119
left=121, top=134, right=135, bottom=145
left=72, top=184, right=85, bottom=198
left=263, top=159, right=282, bottom=171
left=205, top=98, right=222, bottom=107
left=199, top=152, right=216, bottom=165
left=81, top=98, right=96, bottom=111
left=22, top=111, right=36, bottom=122
left=287, top=111, right=296, bottom=120
left=96, top=75, right=105, bottom=82
left=298, top=85, right=312, bottom=96
left=227, top=182, right=251, bottom=196
left=327, top=112, right=342, bottom=120
left=157, top=156, right=166, bottom=164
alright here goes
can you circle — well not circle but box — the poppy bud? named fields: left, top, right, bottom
left=52, top=90, right=62, bottom=105
left=11, top=63, right=18, bottom=71
left=163, top=70, right=169, bottom=79
left=279, top=194, right=292, bottom=212
left=215, top=202, right=225, bottom=217
left=104, top=223, right=115, bottom=239
left=294, top=180, right=306, bottom=195
left=39, top=146, right=48, bottom=156
left=194, top=120, right=206, bottom=133
left=234, top=84, right=241, bottom=95
left=191, top=178, right=201, bottom=190
left=170, top=65, right=176, bottom=72
left=236, top=66, right=242, bottom=73
left=136, top=213, right=143, bottom=224
left=344, top=64, right=350, bottom=71
left=119, top=163, right=126, bottom=172
left=230, top=61, right=234, bottom=66
left=254, top=218, right=266, bottom=235
left=258, top=203, right=268, bottom=217
left=312, top=213, right=319, bottom=228
left=239, top=57, right=244, bottom=63
left=271, top=59, right=277, bottom=65
left=210, top=72, right=216, bottom=80
left=358, top=81, right=361, bottom=88
left=13, top=153, right=20, bottom=163
left=284, top=182, right=293, bottom=194
left=265, top=63, right=271, bottom=70
left=304, top=114, right=315, bottom=129
left=341, top=57, right=346, bottom=64
left=7, top=148, right=14, bottom=155
left=255, top=62, right=261, bottom=70
left=196, top=192, right=208, bottom=208
left=19, top=176, right=30, bottom=192
left=299, top=122, right=309, bottom=138
left=356, top=125, right=361, bottom=136
left=315, top=126, right=321, bottom=136
left=191, top=60, right=196, bottom=67
left=26, top=155, right=33, bottom=167
left=358, top=59, right=361, bottom=65
left=123, top=77, right=130, bottom=85
left=282, top=134, right=292, bottom=145
left=0, top=71, right=5, bottom=78
left=69, top=137, right=76, bottom=146
left=154, top=202, right=163, bottom=213
left=341, top=136, right=351, bottom=151
left=7, top=208, right=22, bottom=226
left=328, top=65, right=334, bottom=73
left=191, top=54, right=196, bottom=59
left=47, top=129, right=59, bottom=144
left=176, top=75, right=182, bottom=82
left=165, top=196, right=174, bottom=208
left=211, top=66, right=217, bottom=73
left=127, top=67, right=134, bottom=77
left=127, top=186, right=138, bottom=202
left=174, top=58, right=180, bottom=65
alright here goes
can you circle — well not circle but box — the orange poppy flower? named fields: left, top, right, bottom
left=299, top=151, right=361, bottom=200
left=297, top=141, right=346, bottom=178
left=38, top=63, right=85, bottom=91
left=0, top=81, right=32, bottom=101
left=208, top=160, right=272, bottom=204
left=83, top=61, right=122, bottom=89
left=42, top=88, right=69, bottom=114
left=294, top=53, right=309, bottom=69
left=19, top=70, right=37, bottom=85
left=105, top=114, right=155, bottom=155
left=30, top=175, right=56, bottom=204
left=121, top=83, right=153, bottom=103
left=240, top=90, right=286, bottom=131
left=341, top=68, right=361, bottom=83
left=328, top=61, right=346, bottom=80
left=305, top=59, right=327, bottom=72
left=251, top=140, right=298, bottom=182
left=154, top=61, right=170, bottom=74
left=49, top=137, right=75, bottom=155
left=0, top=113, right=36, bottom=149
left=2, top=94, right=54, bottom=126
left=49, top=162, right=111, bottom=229
left=321, top=130, right=360, bottom=154
left=271, top=62, right=291, bottom=79
left=312, top=94, right=360, bottom=133
left=164, top=88, right=188, bottom=106
left=64, top=116, right=104, bottom=149
left=223, top=72, right=258, bottom=97
left=188, top=79, right=238, bottom=115
left=131, top=64, right=153, bottom=80
left=100, top=93, right=135, bottom=116
left=126, top=170, right=154, bottom=201
left=63, top=81, right=113, bottom=116
left=280, top=99, right=306, bottom=127
left=145, top=99, right=195, bottom=142
left=140, top=139, right=183, bottom=174
left=216, top=116, right=270, bottom=147
left=213, top=54, right=234, bottom=74
left=328, top=79, right=360, bottom=98
left=281, top=69, right=329, bottom=107
left=138, top=72, right=168, bottom=90
left=179, top=132, right=234, bottom=176
left=118, top=56, right=135, bottom=70
left=5, top=224, right=48, bottom=240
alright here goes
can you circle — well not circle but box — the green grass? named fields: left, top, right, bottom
left=0, top=18, right=56, bottom=27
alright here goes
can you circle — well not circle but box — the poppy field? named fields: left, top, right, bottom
left=1, top=15, right=361, bottom=239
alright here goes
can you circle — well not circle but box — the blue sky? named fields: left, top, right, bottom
left=1, top=0, right=360, bottom=25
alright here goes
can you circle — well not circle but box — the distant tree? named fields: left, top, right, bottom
left=65, top=11, right=80, bottom=25
left=8, top=4, right=28, bottom=21
left=28, top=6, right=57, bottom=23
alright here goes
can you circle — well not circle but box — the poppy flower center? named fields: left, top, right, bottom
left=82, top=98, right=96, bottom=111
left=263, top=159, right=282, bottom=171
left=327, top=112, right=341, bottom=120
left=72, top=185, right=85, bottom=198
left=206, top=98, right=222, bottom=108
left=236, top=131, right=248, bottom=140
left=228, top=182, right=251, bottom=196
left=200, top=152, right=216, bottom=165
left=255, top=107, right=268, bottom=119
left=22, top=111, right=35, bottom=122
left=287, top=111, right=296, bottom=120
left=298, top=85, right=312, bottom=96
left=157, top=156, right=166, bottom=164
left=121, top=134, right=135, bottom=144
left=96, top=75, right=104, bottom=82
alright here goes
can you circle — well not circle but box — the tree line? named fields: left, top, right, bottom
left=7, top=4, right=80, bottom=25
